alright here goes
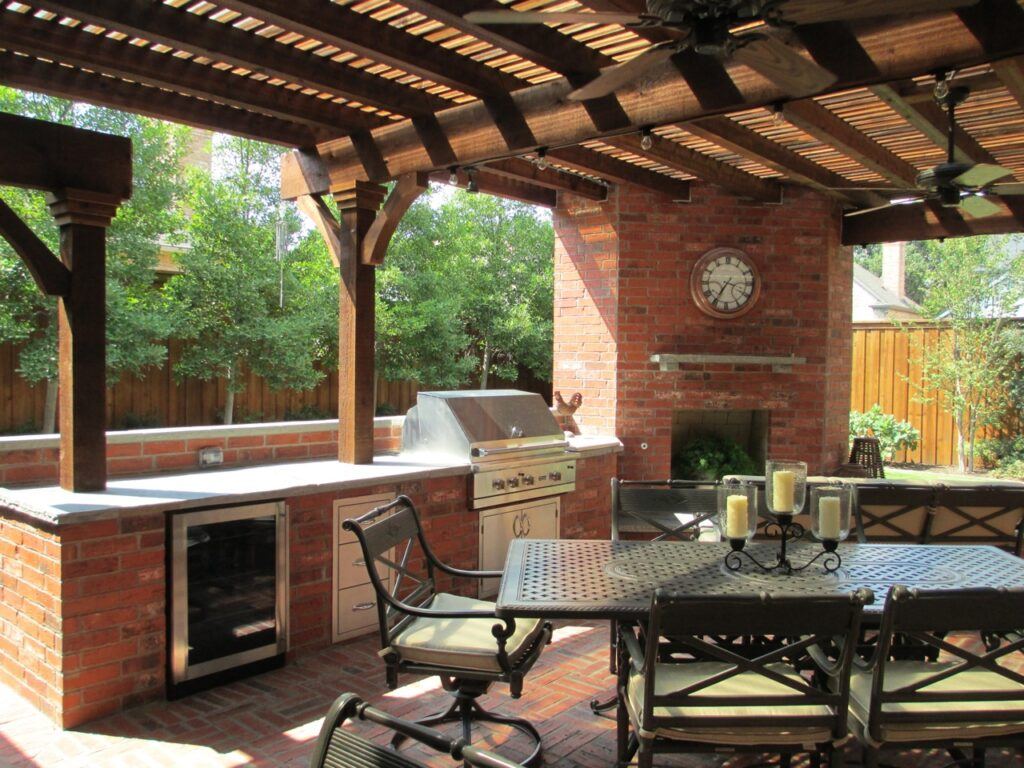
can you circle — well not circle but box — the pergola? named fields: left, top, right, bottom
left=0, top=0, right=1023, bottom=490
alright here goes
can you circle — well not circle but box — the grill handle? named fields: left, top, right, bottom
left=472, top=441, right=568, bottom=457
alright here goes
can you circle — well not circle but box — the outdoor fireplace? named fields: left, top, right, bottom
left=671, top=409, right=769, bottom=478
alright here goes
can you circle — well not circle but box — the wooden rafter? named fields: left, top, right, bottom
left=215, top=0, right=522, bottom=100
left=430, top=170, right=558, bottom=208
left=608, top=134, right=782, bottom=202
left=33, top=0, right=446, bottom=118
left=992, top=56, right=1024, bottom=112
left=484, top=158, right=608, bottom=201
left=0, top=51, right=324, bottom=147
left=843, top=203, right=1021, bottom=244
left=684, top=116, right=878, bottom=206
left=547, top=146, right=691, bottom=200
left=0, top=11, right=372, bottom=135
left=316, top=8, right=1024, bottom=188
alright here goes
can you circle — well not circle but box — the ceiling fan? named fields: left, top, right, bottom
left=464, top=0, right=979, bottom=100
left=844, top=82, right=1024, bottom=219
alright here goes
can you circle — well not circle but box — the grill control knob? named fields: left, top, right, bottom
left=507, top=477, right=520, bottom=488
left=523, top=475, right=535, bottom=486
left=492, top=478, right=506, bottom=490
left=550, top=471, right=562, bottom=481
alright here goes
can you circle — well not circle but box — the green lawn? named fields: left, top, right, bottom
left=884, top=466, right=1024, bottom=486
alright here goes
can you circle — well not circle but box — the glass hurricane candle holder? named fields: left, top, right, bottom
left=717, top=482, right=757, bottom=544
left=810, top=484, right=852, bottom=544
left=765, top=460, right=807, bottom=519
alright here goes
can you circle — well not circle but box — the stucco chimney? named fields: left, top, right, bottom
left=881, top=241, right=906, bottom=299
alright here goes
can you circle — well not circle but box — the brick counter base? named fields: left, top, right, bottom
left=0, top=451, right=616, bottom=728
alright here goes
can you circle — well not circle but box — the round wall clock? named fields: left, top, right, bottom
left=690, top=247, right=762, bottom=319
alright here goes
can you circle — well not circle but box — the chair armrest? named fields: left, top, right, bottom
left=619, top=627, right=646, bottom=673
left=432, top=560, right=503, bottom=580
left=378, top=588, right=503, bottom=622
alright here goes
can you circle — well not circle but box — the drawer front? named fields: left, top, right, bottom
left=336, top=582, right=381, bottom=638
left=335, top=493, right=394, bottom=546
left=338, top=541, right=370, bottom=587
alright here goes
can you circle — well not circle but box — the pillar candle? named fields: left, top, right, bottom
left=772, top=470, right=795, bottom=512
left=726, top=495, right=749, bottom=539
left=818, top=496, right=842, bottom=539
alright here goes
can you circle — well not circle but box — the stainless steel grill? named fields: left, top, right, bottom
left=401, top=390, right=577, bottom=509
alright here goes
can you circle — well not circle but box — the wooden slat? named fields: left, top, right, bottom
left=607, top=133, right=782, bottom=202
left=0, top=51, right=323, bottom=147
left=993, top=56, right=1024, bottom=112
left=36, top=0, right=446, bottom=117
left=546, top=146, right=691, bottom=199
left=484, top=158, right=608, bottom=200
left=0, top=11, right=369, bottom=134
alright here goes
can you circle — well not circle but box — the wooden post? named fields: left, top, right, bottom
left=333, top=182, right=385, bottom=464
left=47, top=190, right=120, bottom=491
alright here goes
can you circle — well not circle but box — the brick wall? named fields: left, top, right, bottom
left=553, top=183, right=852, bottom=477
left=0, top=418, right=405, bottom=488
left=0, top=449, right=616, bottom=727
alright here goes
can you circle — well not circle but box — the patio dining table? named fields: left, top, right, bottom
left=496, top=538, right=1024, bottom=621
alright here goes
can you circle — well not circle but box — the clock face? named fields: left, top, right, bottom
left=690, top=248, right=761, bottom=319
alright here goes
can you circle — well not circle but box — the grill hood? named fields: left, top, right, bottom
left=401, top=390, right=566, bottom=460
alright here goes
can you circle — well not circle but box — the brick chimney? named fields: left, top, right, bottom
left=881, top=241, right=906, bottom=299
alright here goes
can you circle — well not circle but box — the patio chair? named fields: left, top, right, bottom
left=924, top=485, right=1024, bottom=555
left=342, top=496, right=552, bottom=767
left=618, top=589, right=872, bottom=768
left=850, top=482, right=937, bottom=543
left=309, top=692, right=525, bottom=768
left=611, top=478, right=720, bottom=542
left=849, top=585, right=1024, bottom=767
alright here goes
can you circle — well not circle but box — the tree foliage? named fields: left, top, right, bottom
left=166, top=136, right=335, bottom=423
left=377, top=188, right=554, bottom=389
left=907, top=235, right=1024, bottom=471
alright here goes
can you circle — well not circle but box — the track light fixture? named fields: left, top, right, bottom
left=771, top=103, right=784, bottom=126
left=466, top=167, right=479, bottom=194
left=448, top=166, right=459, bottom=185
left=536, top=147, right=548, bottom=170
left=640, top=127, right=653, bottom=151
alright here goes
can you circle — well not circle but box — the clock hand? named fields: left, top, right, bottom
left=714, top=278, right=734, bottom=303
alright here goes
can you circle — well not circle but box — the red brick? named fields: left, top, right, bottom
left=140, top=440, right=186, bottom=455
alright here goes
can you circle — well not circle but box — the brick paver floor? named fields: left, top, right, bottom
left=0, top=621, right=1021, bottom=768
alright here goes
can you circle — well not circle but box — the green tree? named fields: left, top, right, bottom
left=909, top=235, right=1024, bottom=471
left=377, top=189, right=554, bottom=390
left=167, top=136, right=329, bottom=424
left=0, top=88, right=186, bottom=431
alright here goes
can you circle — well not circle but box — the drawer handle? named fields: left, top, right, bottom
left=352, top=601, right=376, bottom=612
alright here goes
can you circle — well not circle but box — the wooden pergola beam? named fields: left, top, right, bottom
left=316, top=7, right=1024, bottom=186
left=430, top=171, right=558, bottom=208
left=216, top=0, right=523, bottom=99
left=992, top=55, right=1024, bottom=112
left=0, top=52, right=325, bottom=147
left=0, top=199, right=71, bottom=296
left=485, top=158, right=608, bottom=201
left=363, top=173, right=430, bottom=265
left=843, top=203, right=1021, bottom=244
left=0, top=12, right=375, bottom=135
left=37, top=0, right=447, bottom=118
left=546, top=146, right=691, bottom=200
left=607, top=134, right=782, bottom=203
left=782, top=99, right=920, bottom=186
left=684, top=116, right=878, bottom=206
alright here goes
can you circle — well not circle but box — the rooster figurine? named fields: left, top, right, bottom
left=552, top=391, right=583, bottom=436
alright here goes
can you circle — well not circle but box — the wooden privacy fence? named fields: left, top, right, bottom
left=0, top=341, right=419, bottom=433
left=850, top=322, right=1019, bottom=467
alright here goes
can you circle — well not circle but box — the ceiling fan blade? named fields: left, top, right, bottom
left=991, top=182, right=1024, bottom=195
left=892, top=196, right=928, bottom=205
left=830, top=186, right=919, bottom=192
left=731, top=34, right=837, bottom=98
left=953, top=163, right=1015, bottom=188
left=960, top=194, right=1003, bottom=218
left=464, top=10, right=642, bottom=26
left=778, top=0, right=978, bottom=26
left=845, top=198, right=924, bottom=217
left=567, top=44, right=678, bottom=101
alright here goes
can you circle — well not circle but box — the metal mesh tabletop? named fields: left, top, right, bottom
left=496, top=539, right=1024, bottom=620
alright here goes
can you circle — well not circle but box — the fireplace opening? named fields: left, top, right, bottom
left=671, top=410, right=769, bottom=480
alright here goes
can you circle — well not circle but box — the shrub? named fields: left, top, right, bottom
left=672, top=434, right=758, bottom=481
left=849, top=405, right=920, bottom=462
left=978, top=435, right=1024, bottom=479
left=112, top=412, right=161, bottom=430
left=283, top=404, right=334, bottom=421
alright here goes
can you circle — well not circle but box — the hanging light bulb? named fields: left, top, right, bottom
left=448, top=166, right=459, bottom=185
left=640, top=127, right=653, bottom=151
left=536, top=148, right=548, bottom=170
left=771, top=103, right=784, bottom=126
left=466, top=168, right=479, bottom=194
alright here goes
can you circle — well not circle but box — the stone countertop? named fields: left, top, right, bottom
left=0, top=435, right=622, bottom=526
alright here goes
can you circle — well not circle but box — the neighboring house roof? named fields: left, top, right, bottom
left=852, top=263, right=922, bottom=322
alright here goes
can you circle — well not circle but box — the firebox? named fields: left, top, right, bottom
left=671, top=409, right=769, bottom=477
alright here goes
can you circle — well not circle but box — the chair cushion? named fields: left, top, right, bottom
left=390, top=592, right=544, bottom=674
left=849, top=661, right=1024, bottom=742
left=626, top=661, right=834, bottom=745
